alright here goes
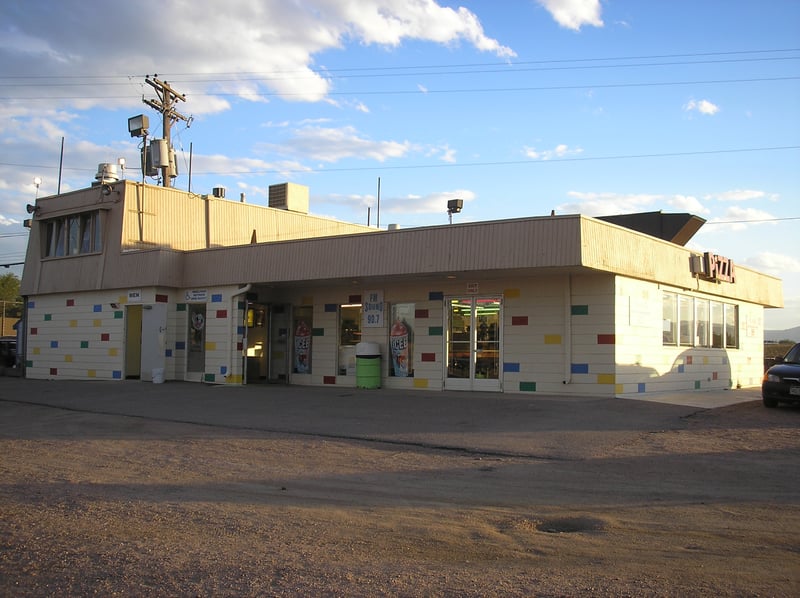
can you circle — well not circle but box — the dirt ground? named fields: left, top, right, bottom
left=1, top=381, right=799, bottom=597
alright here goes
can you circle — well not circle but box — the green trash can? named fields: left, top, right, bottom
left=356, top=342, right=381, bottom=389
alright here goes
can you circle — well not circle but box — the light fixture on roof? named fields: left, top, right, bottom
left=118, top=157, right=126, bottom=179
left=33, top=176, right=42, bottom=199
left=447, top=198, right=463, bottom=224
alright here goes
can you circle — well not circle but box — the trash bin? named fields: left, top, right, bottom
left=152, top=367, right=165, bottom=384
left=355, top=342, right=381, bottom=389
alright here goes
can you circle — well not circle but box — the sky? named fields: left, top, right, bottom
left=1, top=0, right=798, bottom=329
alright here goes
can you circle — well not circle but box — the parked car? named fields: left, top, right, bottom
left=762, top=342, right=800, bottom=407
left=0, top=336, right=16, bottom=368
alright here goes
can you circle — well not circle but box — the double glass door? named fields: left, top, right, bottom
left=446, top=297, right=502, bottom=391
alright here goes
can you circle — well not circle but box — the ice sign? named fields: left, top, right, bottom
left=362, top=290, right=384, bottom=327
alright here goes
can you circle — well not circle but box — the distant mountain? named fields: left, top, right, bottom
left=765, top=326, right=800, bottom=343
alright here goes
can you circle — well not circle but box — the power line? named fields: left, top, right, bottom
left=2, top=145, right=798, bottom=177
left=2, top=75, right=797, bottom=101
left=1, top=47, right=797, bottom=82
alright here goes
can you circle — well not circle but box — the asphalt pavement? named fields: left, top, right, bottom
left=0, top=377, right=762, bottom=459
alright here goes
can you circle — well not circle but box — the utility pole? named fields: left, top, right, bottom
left=142, top=75, right=191, bottom=187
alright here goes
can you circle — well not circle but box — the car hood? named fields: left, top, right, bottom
left=767, top=362, right=800, bottom=378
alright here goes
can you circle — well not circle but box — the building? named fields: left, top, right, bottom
left=19, top=175, right=782, bottom=396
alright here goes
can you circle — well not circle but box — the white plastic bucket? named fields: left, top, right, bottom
left=152, top=367, right=165, bottom=384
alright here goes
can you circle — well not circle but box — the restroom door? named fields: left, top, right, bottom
left=125, top=305, right=142, bottom=379
left=445, top=297, right=502, bottom=391
left=186, top=303, right=206, bottom=380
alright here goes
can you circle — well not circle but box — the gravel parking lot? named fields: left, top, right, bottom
left=1, top=379, right=798, bottom=596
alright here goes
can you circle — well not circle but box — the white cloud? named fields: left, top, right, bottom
left=0, top=1, right=514, bottom=113
left=559, top=191, right=661, bottom=215
left=705, top=189, right=767, bottom=202
left=276, top=125, right=413, bottom=163
left=742, top=251, right=800, bottom=277
left=536, top=0, right=604, bottom=31
left=667, top=194, right=710, bottom=215
left=709, top=206, right=777, bottom=231
left=316, top=188, right=476, bottom=216
left=684, top=99, right=720, bottom=115
left=524, top=144, right=583, bottom=160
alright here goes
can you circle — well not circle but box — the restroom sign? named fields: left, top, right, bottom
left=363, top=290, right=384, bottom=327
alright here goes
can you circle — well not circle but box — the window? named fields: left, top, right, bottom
left=725, top=304, right=738, bottom=349
left=695, top=300, right=710, bottom=347
left=710, top=301, right=724, bottom=348
left=293, top=306, right=313, bottom=374
left=338, top=303, right=361, bottom=375
left=662, top=293, right=677, bottom=345
left=679, top=296, right=693, bottom=346
left=43, top=211, right=102, bottom=257
left=663, top=293, right=739, bottom=349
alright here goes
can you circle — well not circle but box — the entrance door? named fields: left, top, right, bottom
left=445, top=297, right=502, bottom=391
left=268, top=305, right=290, bottom=383
left=141, top=303, right=167, bottom=382
left=186, top=303, right=206, bottom=381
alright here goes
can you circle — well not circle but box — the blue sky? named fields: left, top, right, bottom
left=1, top=0, right=799, bottom=328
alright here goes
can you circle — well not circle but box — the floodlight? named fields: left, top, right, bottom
left=128, top=114, right=149, bottom=138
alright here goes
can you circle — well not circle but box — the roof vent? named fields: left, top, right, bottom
left=95, top=163, right=119, bottom=184
left=212, top=186, right=226, bottom=198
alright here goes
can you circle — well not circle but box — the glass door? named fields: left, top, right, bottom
left=445, top=297, right=502, bottom=391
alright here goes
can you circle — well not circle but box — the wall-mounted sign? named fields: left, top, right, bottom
left=127, top=289, right=142, bottom=303
left=185, top=289, right=208, bottom=302
left=363, top=290, right=384, bottom=327
left=467, top=282, right=479, bottom=294
left=691, top=252, right=736, bottom=283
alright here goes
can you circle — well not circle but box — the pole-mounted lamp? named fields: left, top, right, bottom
left=447, top=198, right=463, bottom=224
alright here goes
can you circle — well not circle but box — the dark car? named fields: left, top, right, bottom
left=762, top=342, right=800, bottom=407
left=0, top=336, right=16, bottom=368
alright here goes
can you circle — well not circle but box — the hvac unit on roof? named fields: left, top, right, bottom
left=95, top=163, right=120, bottom=184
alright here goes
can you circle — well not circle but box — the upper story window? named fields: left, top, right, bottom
left=43, top=211, right=103, bottom=257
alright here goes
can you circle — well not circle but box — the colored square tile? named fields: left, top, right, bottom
left=504, top=288, right=521, bottom=298
left=428, top=291, right=444, bottom=301
left=597, top=373, right=615, bottom=384
left=597, top=334, right=616, bottom=345
left=519, top=382, right=537, bottom=392
left=571, top=305, right=589, bottom=316
left=324, top=304, right=337, bottom=312
left=93, top=304, right=102, bottom=312
left=415, top=309, right=430, bottom=319
left=429, top=326, right=443, bottom=336
left=211, top=294, right=223, bottom=302
left=571, top=363, right=589, bottom=374
left=323, top=376, right=336, bottom=384
left=503, top=362, right=520, bottom=373
left=413, top=378, right=429, bottom=388
left=511, top=316, right=528, bottom=326
left=544, top=334, right=561, bottom=345
left=421, top=353, right=436, bottom=362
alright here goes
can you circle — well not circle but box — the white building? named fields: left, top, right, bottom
left=19, top=177, right=782, bottom=397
